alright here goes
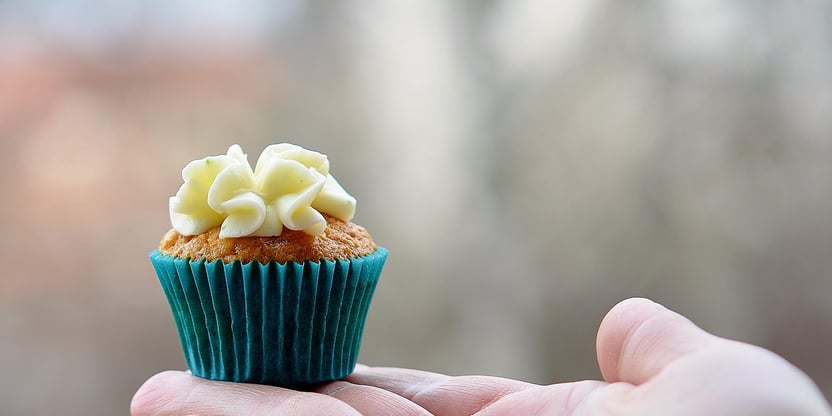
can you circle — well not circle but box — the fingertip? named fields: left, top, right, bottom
left=131, top=371, right=365, bottom=416
left=603, top=298, right=667, bottom=325
left=596, top=297, right=711, bottom=384
left=596, top=297, right=666, bottom=374
left=130, top=371, right=192, bottom=416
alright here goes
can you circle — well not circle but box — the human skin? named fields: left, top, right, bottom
left=131, top=298, right=832, bottom=416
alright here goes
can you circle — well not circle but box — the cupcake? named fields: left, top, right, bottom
left=149, top=143, right=387, bottom=387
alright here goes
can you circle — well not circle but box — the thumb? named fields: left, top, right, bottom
left=595, top=297, right=715, bottom=385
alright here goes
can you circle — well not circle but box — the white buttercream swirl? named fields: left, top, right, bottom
left=169, top=144, right=356, bottom=238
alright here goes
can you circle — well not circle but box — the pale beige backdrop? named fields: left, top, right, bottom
left=1, top=1, right=831, bottom=414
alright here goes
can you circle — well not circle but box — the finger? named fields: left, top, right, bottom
left=131, top=370, right=361, bottom=416
left=347, top=366, right=535, bottom=416
left=472, top=380, right=612, bottom=416
left=595, top=297, right=715, bottom=385
left=315, top=380, right=432, bottom=416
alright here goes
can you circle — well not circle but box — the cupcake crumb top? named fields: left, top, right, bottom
left=159, top=215, right=377, bottom=264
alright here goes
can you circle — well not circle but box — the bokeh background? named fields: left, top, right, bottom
left=1, top=1, right=831, bottom=414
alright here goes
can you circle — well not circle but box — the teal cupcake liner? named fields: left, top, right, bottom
left=148, top=247, right=387, bottom=387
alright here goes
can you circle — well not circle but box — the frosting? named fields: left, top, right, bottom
left=169, top=144, right=356, bottom=238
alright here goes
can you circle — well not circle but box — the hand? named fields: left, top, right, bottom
left=131, top=298, right=832, bottom=415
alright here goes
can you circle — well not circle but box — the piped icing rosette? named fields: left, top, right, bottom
left=169, top=144, right=356, bottom=238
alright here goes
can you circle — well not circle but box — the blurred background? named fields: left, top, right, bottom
left=1, top=1, right=831, bottom=414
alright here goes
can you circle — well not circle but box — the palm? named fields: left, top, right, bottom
left=132, top=299, right=831, bottom=416
left=345, top=299, right=827, bottom=415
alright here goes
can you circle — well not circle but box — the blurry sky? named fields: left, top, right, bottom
left=1, top=1, right=831, bottom=415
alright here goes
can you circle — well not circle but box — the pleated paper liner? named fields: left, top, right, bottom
left=149, top=247, right=387, bottom=387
